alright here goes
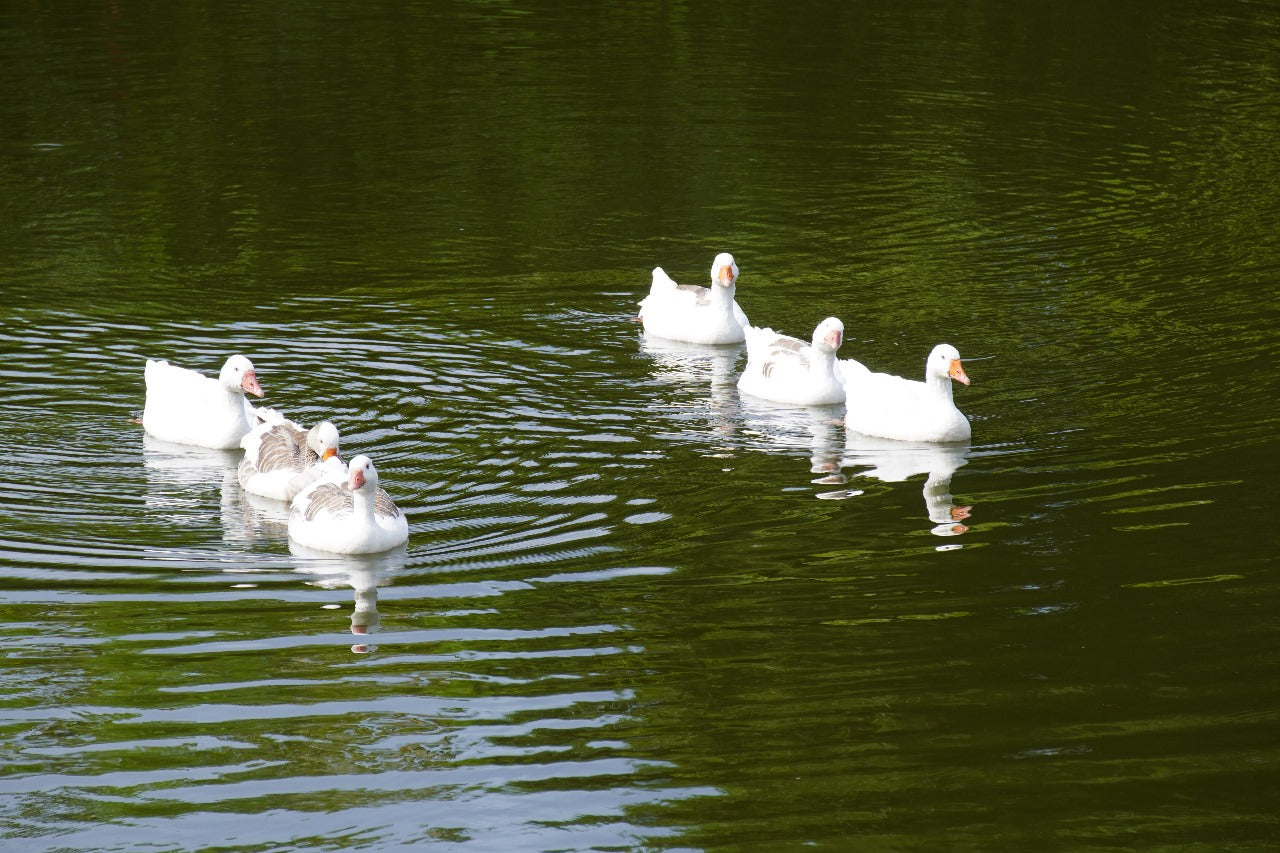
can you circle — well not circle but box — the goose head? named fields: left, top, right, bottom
left=348, top=454, right=379, bottom=492
left=220, top=355, right=264, bottom=397
left=709, top=252, right=739, bottom=289
left=927, top=344, right=970, bottom=386
left=811, top=317, right=844, bottom=354
left=306, top=421, right=341, bottom=462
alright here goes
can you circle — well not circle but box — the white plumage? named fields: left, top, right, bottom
left=142, top=355, right=265, bottom=449
left=239, top=416, right=344, bottom=502
left=637, top=252, right=750, bottom=344
left=841, top=343, right=972, bottom=443
left=737, top=317, right=847, bottom=406
left=289, top=455, right=408, bottom=555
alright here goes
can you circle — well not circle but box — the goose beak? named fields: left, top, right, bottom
left=718, top=265, right=734, bottom=286
left=350, top=467, right=366, bottom=490
left=322, top=448, right=338, bottom=461
left=826, top=329, right=843, bottom=351
left=948, top=359, right=970, bottom=386
left=241, top=370, right=265, bottom=397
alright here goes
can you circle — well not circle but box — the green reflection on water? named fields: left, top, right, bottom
left=1, top=0, right=1278, bottom=849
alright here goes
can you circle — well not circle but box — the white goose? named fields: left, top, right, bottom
left=239, top=417, right=344, bottom=502
left=143, top=355, right=265, bottom=449
left=289, top=455, right=408, bottom=554
left=841, top=343, right=972, bottom=443
left=637, top=252, right=750, bottom=344
left=737, top=317, right=846, bottom=406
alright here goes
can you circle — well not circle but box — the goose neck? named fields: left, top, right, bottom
left=926, top=371, right=955, bottom=403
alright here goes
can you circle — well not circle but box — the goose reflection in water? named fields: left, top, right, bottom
left=843, top=435, right=973, bottom=537
left=735, top=396, right=850, bottom=479
left=142, top=432, right=242, bottom=521
left=639, top=335, right=746, bottom=453
left=290, top=543, right=407, bottom=653
left=218, top=460, right=298, bottom=545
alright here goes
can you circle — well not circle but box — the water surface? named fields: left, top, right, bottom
left=1, top=1, right=1277, bottom=850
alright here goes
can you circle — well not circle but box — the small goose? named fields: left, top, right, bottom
left=841, top=343, right=972, bottom=443
left=737, top=317, right=846, bottom=406
left=289, top=455, right=408, bottom=555
left=637, top=252, right=750, bottom=344
left=239, top=417, right=344, bottom=502
left=143, top=355, right=265, bottom=449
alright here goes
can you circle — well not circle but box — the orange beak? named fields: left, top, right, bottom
left=948, top=359, right=970, bottom=386
left=349, top=467, right=366, bottom=490
left=321, top=448, right=338, bottom=461
left=241, top=370, right=265, bottom=398
left=719, top=266, right=734, bottom=286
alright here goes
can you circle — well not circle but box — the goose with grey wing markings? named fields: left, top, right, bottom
left=737, top=317, right=846, bottom=406
left=637, top=252, right=750, bottom=344
left=288, top=455, right=408, bottom=555
left=239, top=417, right=344, bottom=502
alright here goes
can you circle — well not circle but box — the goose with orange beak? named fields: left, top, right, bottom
left=239, top=417, right=344, bottom=501
left=637, top=252, right=750, bottom=344
left=288, top=454, right=409, bottom=555
left=840, top=343, right=973, bottom=443
left=142, top=354, right=267, bottom=449
left=737, top=317, right=847, bottom=406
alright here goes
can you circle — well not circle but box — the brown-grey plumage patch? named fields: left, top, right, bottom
left=760, top=335, right=808, bottom=378
left=676, top=284, right=712, bottom=306
left=299, top=482, right=402, bottom=521
left=374, top=489, right=402, bottom=519
left=255, top=424, right=310, bottom=473
left=301, top=482, right=353, bottom=521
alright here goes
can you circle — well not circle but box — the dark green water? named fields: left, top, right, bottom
left=2, top=1, right=1278, bottom=850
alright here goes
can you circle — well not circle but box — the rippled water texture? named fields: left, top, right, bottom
left=2, top=1, right=1278, bottom=850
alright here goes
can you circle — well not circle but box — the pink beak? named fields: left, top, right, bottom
left=948, top=359, right=970, bottom=386
left=349, top=467, right=366, bottom=490
left=826, top=329, right=843, bottom=351
left=241, top=370, right=265, bottom=398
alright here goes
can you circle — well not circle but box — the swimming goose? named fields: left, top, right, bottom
left=143, top=355, right=265, bottom=449
left=637, top=252, right=749, bottom=344
left=288, top=455, right=408, bottom=554
left=737, top=317, right=846, bottom=406
left=239, top=417, right=344, bottom=502
left=841, top=343, right=972, bottom=443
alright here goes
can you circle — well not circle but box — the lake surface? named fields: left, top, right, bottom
left=2, top=1, right=1277, bottom=850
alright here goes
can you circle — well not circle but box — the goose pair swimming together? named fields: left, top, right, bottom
left=637, top=254, right=973, bottom=443
left=142, top=355, right=408, bottom=554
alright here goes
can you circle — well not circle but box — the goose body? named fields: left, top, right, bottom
left=239, top=417, right=344, bottom=502
left=841, top=343, right=972, bottom=443
left=737, top=317, right=846, bottom=406
left=143, top=355, right=265, bottom=449
left=637, top=252, right=749, bottom=344
left=289, top=455, right=408, bottom=554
